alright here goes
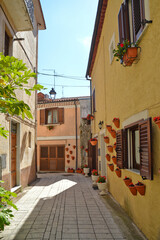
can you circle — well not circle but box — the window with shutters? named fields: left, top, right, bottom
left=116, top=118, right=153, bottom=180
left=40, top=108, right=64, bottom=125
left=118, top=0, right=147, bottom=44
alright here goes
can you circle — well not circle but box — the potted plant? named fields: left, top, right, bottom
left=113, top=142, right=116, bottom=150
left=107, top=145, right=113, bottom=153
left=105, top=154, right=110, bottom=161
left=67, top=168, right=74, bottom=173
left=106, top=125, right=112, bottom=132
left=67, top=160, right=70, bottom=164
left=135, top=181, right=145, bottom=195
left=123, top=176, right=132, bottom=186
left=128, top=182, right=137, bottom=196
left=96, top=176, right=107, bottom=195
left=90, top=138, right=98, bottom=146
left=112, top=156, right=117, bottom=165
left=104, top=136, right=109, bottom=144
left=110, top=129, right=116, bottom=138
left=113, top=39, right=139, bottom=66
left=87, top=114, right=94, bottom=120
left=112, top=118, right=120, bottom=128
left=73, top=145, right=76, bottom=149
left=69, top=150, right=73, bottom=154
left=115, top=168, right=121, bottom=177
left=153, top=116, right=160, bottom=128
left=107, top=163, right=114, bottom=171
left=76, top=168, right=82, bottom=173
left=71, top=156, right=75, bottom=160
left=91, top=169, right=99, bottom=186
left=81, top=145, right=84, bottom=150
left=66, top=154, right=69, bottom=158
left=83, top=164, right=90, bottom=177
left=85, top=148, right=88, bottom=153
left=65, top=147, right=69, bottom=151
left=47, top=125, right=54, bottom=130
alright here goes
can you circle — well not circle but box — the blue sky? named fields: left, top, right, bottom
left=38, top=0, right=98, bottom=99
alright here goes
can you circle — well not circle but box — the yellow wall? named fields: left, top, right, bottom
left=90, top=0, right=160, bottom=239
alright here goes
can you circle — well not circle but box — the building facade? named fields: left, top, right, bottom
left=0, top=0, right=46, bottom=190
left=37, top=93, right=91, bottom=172
left=86, top=0, right=160, bottom=239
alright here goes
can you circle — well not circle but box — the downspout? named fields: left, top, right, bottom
left=74, top=100, right=78, bottom=170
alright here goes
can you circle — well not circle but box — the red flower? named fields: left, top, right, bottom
left=120, top=43, right=124, bottom=47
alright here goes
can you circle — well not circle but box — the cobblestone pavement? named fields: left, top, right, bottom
left=0, top=173, right=146, bottom=240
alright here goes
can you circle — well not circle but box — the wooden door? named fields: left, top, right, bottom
left=88, top=141, right=98, bottom=171
left=40, top=145, right=65, bottom=171
left=11, top=133, right=17, bottom=188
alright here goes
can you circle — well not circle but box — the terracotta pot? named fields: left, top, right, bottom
left=67, top=160, right=70, bottom=164
left=128, top=186, right=137, bottom=196
left=135, top=184, right=145, bottom=195
left=108, top=163, right=114, bottom=171
left=115, top=169, right=121, bottom=177
left=66, top=154, right=69, bottom=158
left=81, top=146, right=84, bottom=149
left=104, top=136, right=109, bottom=144
left=112, top=156, right=117, bottom=165
left=105, top=154, right=110, bottom=161
left=123, top=47, right=138, bottom=66
left=110, top=130, right=116, bottom=138
left=67, top=169, right=74, bottom=173
left=71, top=156, right=75, bottom=160
left=113, top=143, right=116, bottom=150
left=107, top=145, right=113, bottom=153
left=69, top=151, right=73, bottom=154
left=90, top=139, right=98, bottom=146
left=73, top=145, right=76, bottom=149
left=76, top=169, right=82, bottom=173
left=65, top=148, right=69, bottom=151
left=106, top=125, right=112, bottom=132
left=113, top=119, right=120, bottom=128
left=155, top=120, right=160, bottom=129
left=123, top=178, right=132, bottom=186
left=81, top=169, right=84, bottom=175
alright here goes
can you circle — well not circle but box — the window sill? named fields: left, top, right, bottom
left=44, top=123, right=60, bottom=126
left=125, top=169, right=140, bottom=176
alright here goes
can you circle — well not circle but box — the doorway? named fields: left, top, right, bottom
left=11, top=122, right=17, bottom=188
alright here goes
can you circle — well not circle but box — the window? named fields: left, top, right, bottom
left=118, top=0, right=146, bottom=43
left=116, top=118, right=153, bottom=180
left=4, top=31, right=11, bottom=56
left=28, top=131, right=31, bottom=148
left=40, top=108, right=64, bottom=125
left=92, top=88, right=96, bottom=113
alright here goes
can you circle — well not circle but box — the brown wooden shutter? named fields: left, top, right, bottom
left=58, top=108, right=64, bottom=124
left=132, top=0, right=145, bottom=42
left=116, top=129, right=124, bottom=168
left=40, top=109, right=46, bottom=125
left=118, top=3, right=130, bottom=43
left=123, top=129, right=128, bottom=168
left=93, top=89, right=96, bottom=113
left=139, top=118, right=153, bottom=180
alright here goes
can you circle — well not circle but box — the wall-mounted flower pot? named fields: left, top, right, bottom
left=67, top=160, right=70, bottom=164
left=69, top=151, right=73, bottom=154
left=105, top=154, right=110, bottom=161
left=90, top=138, right=98, bottom=146
left=65, top=148, right=69, bottom=151
left=135, top=182, right=145, bottom=195
left=108, top=163, right=114, bottom=171
left=123, top=177, right=132, bottom=187
left=115, top=168, right=121, bottom=177
left=66, top=154, right=69, bottom=158
left=110, top=129, right=116, bottom=138
left=104, top=136, right=109, bottom=144
left=113, top=118, right=120, bottom=128
left=128, top=185, right=137, bottom=196
left=107, top=145, right=113, bottom=153
left=71, top=156, right=75, bottom=160
left=73, top=145, right=76, bottom=149
left=112, top=156, right=117, bottom=165
left=113, top=142, right=116, bottom=150
left=123, top=47, right=138, bottom=66
left=106, top=125, right=112, bottom=132
left=81, top=146, right=84, bottom=150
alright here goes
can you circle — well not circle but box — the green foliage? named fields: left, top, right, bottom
left=113, top=39, right=139, bottom=62
left=0, top=181, right=18, bottom=230
left=0, top=53, right=44, bottom=136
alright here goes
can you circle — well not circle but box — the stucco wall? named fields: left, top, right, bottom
left=90, top=0, right=160, bottom=239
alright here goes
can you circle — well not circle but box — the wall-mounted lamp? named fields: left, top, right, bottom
left=98, top=121, right=104, bottom=129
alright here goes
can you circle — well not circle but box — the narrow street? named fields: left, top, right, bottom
left=1, top=174, right=146, bottom=240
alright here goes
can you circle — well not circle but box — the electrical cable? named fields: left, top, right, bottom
left=37, top=72, right=89, bottom=81
left=37, top=82, right=89, bottom=87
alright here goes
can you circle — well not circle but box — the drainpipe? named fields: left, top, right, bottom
left=74, top=100, right=78, bottom=170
